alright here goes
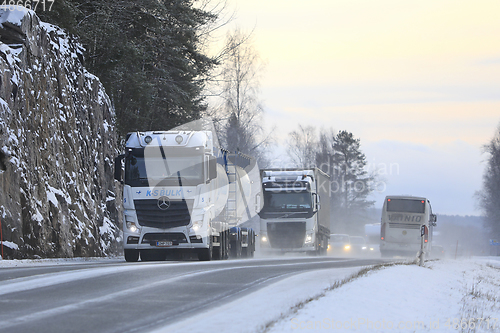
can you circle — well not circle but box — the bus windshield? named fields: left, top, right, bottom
left=386, top=199, right=425, bottom=214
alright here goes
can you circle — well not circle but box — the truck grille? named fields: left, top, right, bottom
left=267, top=222, right=306, bottom=248
left=134, top=199, right=194, bottom=228
left=141, top=233, right=188, bottom=245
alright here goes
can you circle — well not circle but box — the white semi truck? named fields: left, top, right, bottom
left=258, top=169, right=330, bottom=255
left=114, top=120, right=262, bottom=261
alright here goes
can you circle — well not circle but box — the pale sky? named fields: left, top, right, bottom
left=217, top=0, right=500, bottom=216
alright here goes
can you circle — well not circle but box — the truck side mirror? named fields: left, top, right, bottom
left=208, top=156, right=217, bottom=180
left=312, top=193, right=319, bottom=212
left=255, top=193, right=261, bottom=213
left=114, top=155, right=124, bottom=183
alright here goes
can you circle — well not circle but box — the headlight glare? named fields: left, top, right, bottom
left=126, top=221, right=139, bottom=233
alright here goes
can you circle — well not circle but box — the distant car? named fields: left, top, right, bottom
left=329, top=234, right=351, bottom=254
left=349, top=236, right=367, bottom=254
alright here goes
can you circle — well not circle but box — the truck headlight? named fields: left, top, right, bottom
left=126, top=221, right=139, bottom=233
left=305, top=234, right=313, bottom=243
left=191, top=220, right=203, bottom=232
left=261, top=236, right=268, bottom=242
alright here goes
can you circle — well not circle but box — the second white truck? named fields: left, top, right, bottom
left=258, top=169, right=330, bottom=255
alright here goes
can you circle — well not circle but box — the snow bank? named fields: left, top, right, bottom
left=158, top=259, right=500, bottom=333
left=268, top=259, right=500, bottom=332
left=157, top=265, right=363, bottom=333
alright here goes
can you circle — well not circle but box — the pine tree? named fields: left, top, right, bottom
left=38, top=0, right=218, bottom=138
left=316, top=129, right=375, bottom=234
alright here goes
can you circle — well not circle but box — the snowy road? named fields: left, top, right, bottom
left=0, top=256, right=387, bottom=333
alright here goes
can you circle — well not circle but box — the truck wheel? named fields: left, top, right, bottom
left=229, top=240, right=241, bottom=258
left=320, top=237, right=328, bottom=256
left=198, top=248, right=212, bottom=261
left=222, top=229, right=229, bottom=260
left=198, top=238, right=213, bottom=261
left=124, top=249, right=139, bottom=262
left=212, top=237, right=223, bottom=260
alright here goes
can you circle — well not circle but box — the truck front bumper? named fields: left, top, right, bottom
left=123, top=226, right=210, bottom=250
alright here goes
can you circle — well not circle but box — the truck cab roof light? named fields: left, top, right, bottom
left=144, top=136, right=152, bottom=144
left=175, top=135, right=183, bottom=144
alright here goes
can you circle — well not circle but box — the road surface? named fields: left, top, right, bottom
left=0, top=256, right=388, bottom=333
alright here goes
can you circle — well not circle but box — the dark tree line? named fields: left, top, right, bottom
left=38, top=0, right=219, bottom=138
left=478, top=124, right=500, bottom=241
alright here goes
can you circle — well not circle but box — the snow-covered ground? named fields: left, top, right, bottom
left=1, top=257, right=499, bottom=332
left=161, top=258, right=500, bottom=333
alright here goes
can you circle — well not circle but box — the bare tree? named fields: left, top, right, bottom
left=286, top=125, right=318, bottom=168
left=477, top=123, right=500, bottom=242
left=208, top=28, right=272, bottom=166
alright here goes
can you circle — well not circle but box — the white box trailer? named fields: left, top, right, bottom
left=258, top=168, right=330, bottom=254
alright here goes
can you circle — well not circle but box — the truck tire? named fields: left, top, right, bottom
left=249, top=229, right=255, bottom=258
left=124, top=249, right=139, bottom=262
left=222, top=229, right=229, bottom=260
left=229, top=228, right=242, bottom=258
left=229, top=240, right=241, bottom=258
left=212, top=236, right=223, bottom=260
left=320, top=236, right=328, bottom=256
left=198, top=238, right=213, bottom=261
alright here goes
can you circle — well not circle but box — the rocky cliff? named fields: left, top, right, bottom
left=0, top=7, right=121, bottom=258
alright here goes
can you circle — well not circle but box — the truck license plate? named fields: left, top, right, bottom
left=156, top=241, right=172, bottom=247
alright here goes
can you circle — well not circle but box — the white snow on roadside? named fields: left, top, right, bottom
left=268, top=259, right=500, bottom=333
left=159, top=258, right=500, bottom=333
left=156, top=266, right=363, bottom=333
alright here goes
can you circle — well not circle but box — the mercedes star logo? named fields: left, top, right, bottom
left=157, top=196, right=171, bottom=210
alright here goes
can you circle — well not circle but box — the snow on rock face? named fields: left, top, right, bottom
left=0, top=7, right=121, bottom=258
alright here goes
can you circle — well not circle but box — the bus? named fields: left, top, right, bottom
left=380, top=195, right=437, bottom=257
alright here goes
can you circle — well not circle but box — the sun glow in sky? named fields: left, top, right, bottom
left=219, top=0, right=500, bottom=215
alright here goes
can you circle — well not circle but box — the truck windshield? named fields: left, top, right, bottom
left=262, top=191, right=312, bottom=212
left=386, top=199, right=425, bottom=214
left=125, top=147, right=204, bottom=187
